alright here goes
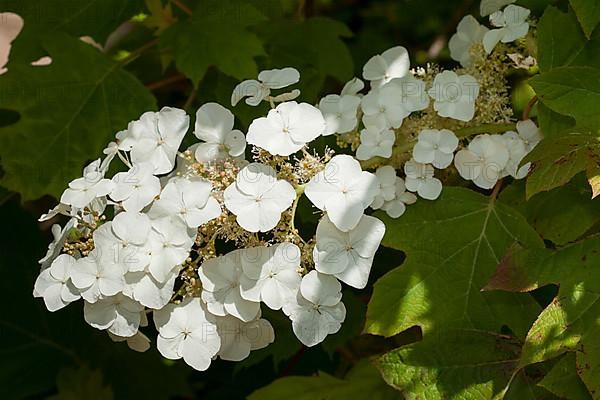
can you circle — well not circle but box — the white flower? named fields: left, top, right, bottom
left=118, top=107, right=189, bottom=174
left=60, top=159, right=113, bottom=208
left=483, top=5, right=530, bottom=54
left=517, top=119, right=541, bottom=152
left=123, top=259, right=176, bottom=306
left=93, top=211, right=152, bottom=272
left=38, top=218, right=76, bottom=269
left=84, top=294, right=144, bottom=337
left=356, top=125, right=395, bottom=160
left=39, top=203, right=71, bottom=222
left=454, top=134, right=510, bottom=189
left=428, top=71, right=479, bottom=122
left=240, top=243, right=302, bottom=310
left=305, top=155, right=379, bottom=232
left=71, top=250, right=125, bottom=303
left=362, top=46, right=410, bottom=88
left=412, top=129, right=459, bottom=169
left=149, top=177, right=221, bottom=229
left=319, top=94, right=361, bottom=135
left=370, top=166, right=397, bottom=209
left=153, top=297, right=221, bottom=371
left=108, top=331, right=151, bottom=353
left=224, top=163, right=295, bottom=232
left=449, top=15, right=489, bottom=67
left=194, top=103, right=246, bottom=162
left=283, top=271, right=346, bottom=347
left=361, top=76, right=428, bottom=129
left=340, top=77, right=365, bottom=96
left=404, top=159, right=443, bottom=200
left=216, top=315, right=274, bottom=361
left=381, top=177, right=417, bottom=218
left=147, top=217, right=195, bottom=282
left=33, top=254, right=80, bottom=312
left=198, top=249, right=261, bottom=322
left=123, top=269, right=177, bottom=309
left=480, top=0, right=515, bottom=16
left=501, top=131, right=529, bottom=179
left=231, top=67, right=300, bottom=106
left=313, top=215, right=385, bottom=289
left=110, top=162, right=161, bottom=212
left=246, top=101, right=325, bottom=156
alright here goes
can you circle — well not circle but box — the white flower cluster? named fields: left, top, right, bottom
left=34, top=68, right=389, bottom=371
left=34, top=0, right=542, bottom=370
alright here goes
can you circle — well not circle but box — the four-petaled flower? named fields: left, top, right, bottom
left=194, top=102, right=246, bottom=162
left=454, top=134, right=510, bottom=189
left=313, top=215, right=385, bottom=289
left=240, top=243, right=302, bottom=310
left=110, top=162, right=161, bottom=212
left=413, top=129, right=459, bottom=169
left=428, top=71, right=479, bottom=122
left=483, top=5, right=530, bottom=54
left=198, top=249, right=261, bottom=322
left=224, top=163, right=296, bottom=232
left=283, top=271, right=346, bottom=347
left=154, top=298, right=221, bottom=371
left=362, top=46, right=410, bottom=88
left=404, top=159, right=443, bottom=200
left=246, top=101, right=325, bottom=156
left=305, top=155, right=379, bottom=232
left=149, top=177, right=221, bottom=229
left=33, top=254, right=80, bottom=312
left=118, top=107, right=189, bottom=174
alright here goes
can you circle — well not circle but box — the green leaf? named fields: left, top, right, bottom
left=536, top=6, right=599, bottom=72
left=365, top=187, right=542, bottom=338
left=483, top=244, right=552, bottom=293
left=247, top=361, right=398, bottom=400
left=47, top=366, right=114, bottom=400
left=143, top=0, right=177, bottom=34
left=529, top=66, right=600, bottom=132
left=256, top=17, right=353, bottom=102
left=504, top=371, right=560, bottom=400
left=538, top=353, right=593, bottom=400
left=489, top=234, right=600, bottom=397
left=497, top=178, right=600, bottom=245
left=486, top=235, right=600, bottom=295
left=376, top=329, right=521, bottom=400
left=536, top=102, right=576, bottom=138
left=1, top=0, right=144, bottom=63
left=0, top=33, right=156, bottom=200
left=523, top=134, right=600, bottom=199
left=570, top=0, right=600, bottom=38
left=161, top=0, right=266, bottom=86
left=524, top=179, right=600, bottom=244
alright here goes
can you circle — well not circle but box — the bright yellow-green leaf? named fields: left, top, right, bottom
left=365, top=187, right=542, bottom=338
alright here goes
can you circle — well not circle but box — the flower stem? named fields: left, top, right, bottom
left=522, top=96, right=538, bottom=120
left=171, top=0, right=193, bottom=15
left=454, top=122, right=516, bottom=138
left=290, top=184, right=306, bottom=244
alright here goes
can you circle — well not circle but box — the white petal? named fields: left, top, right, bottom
left=194, top=102, right=234, bottom=142
left=300, top=271, right=342, bottom=306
